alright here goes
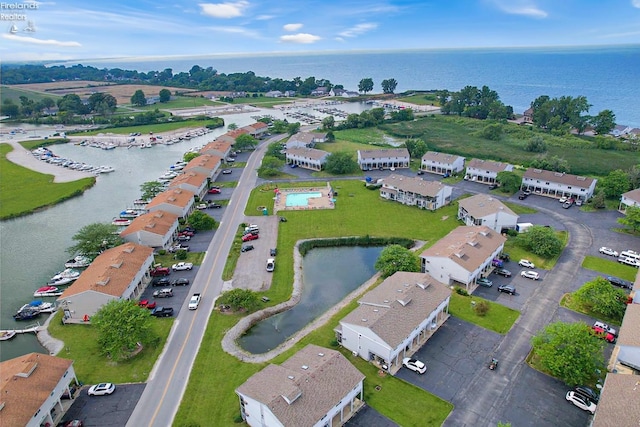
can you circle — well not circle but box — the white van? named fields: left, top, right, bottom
left=620, top=250, right=640, bottom=261
left=245, top=225, right=259, bottom=234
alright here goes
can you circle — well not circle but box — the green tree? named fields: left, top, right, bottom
left=187, top=210, right=217, bottom=230
left=496, top=171, right=522, bottom=193
left=91, top=300, right=155, bottom=362
left=88, top=93, right=117, bottom=113
left=515, top=225, right=563, bottom=258
left=265, top=142, right=285, bottom=160
left=41, top=97, right=55, bottom=113
left=234, top=134, right=258, bottom=151
left=57, top=94, right=86, bottom=114
left=258, top=156, right=285, bottom=177
left=324, top=151, right=358, bottom=174
left=130, top=89, right=147, bottom=107
left=287, top=122, right=301, bottom=135
left=217, top=288, right=260, bottom=311
left=381, top=78, right=398, bottom=94
left=140, top=181, right=165, bottom=201
left=68, top=223, right=124, bottom=259
left=321, top=115, right=335, bottom=130
left=531, top=321, right=605, bottom=387
left=590, top=109, right=616, bottom=135
left=159, top=88, right=171, bottom=103
left=573, top=277, right=628, bottom=321
left=618, top=205, right=640, bottom=232
left=183, top=152, right=200, bottom=162
left=599, top=169, right=630, bottom=199
left=227, top=123, right=238, bottom=130
left=525, top=135, right=547, bottom=153
left=627, top=164, right=640, bottom=189
left=390, top=108, right=414, bottom=122
left=591, top=190, right=606, bottom=209
left=404, top=138, right=429, bottom=158
left=0, top=100, right=19, bottom=118
left=374, top=244, right=421, bottom=278
left=358, top=78, right=374, bottom=94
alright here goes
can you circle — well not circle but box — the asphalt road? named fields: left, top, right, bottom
left=126, top=134, right=286, bottom=427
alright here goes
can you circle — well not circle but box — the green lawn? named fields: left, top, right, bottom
left=395, top=93, right=440, bottom=106
left=230, top=96, right=297, bottom=108
left=449, top=292, right=520, bottom=334
left=0, top=144, right=95, bottom=219
left=132, top=96, right=224, bottom=110
left=582, top=255, right=638, bottom=281
left=0, top=85, right=60, bottom=103
left=503, top=231, right=568, bottom=270
left=503, top=201, right=537, bottom=215
left=559, top=293, right=622, bottom=326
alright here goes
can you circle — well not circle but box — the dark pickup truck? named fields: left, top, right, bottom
left=518, top=190, right=532, bottom=200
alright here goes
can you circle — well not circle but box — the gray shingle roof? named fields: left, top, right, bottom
left=523, top=168, right=595, bottom=188
left=421, top=151, right=464, bottom=165
left=285, top=147, right=330, bottom=161
left=592, top=373, right=640, bottom=427
left=358, top=148, right=410, bottom=160
left=382, top=174, right=449, bottom=197
left=458, top=194, right=517, bottom=218
left=466, top=158, right=512, bottom=173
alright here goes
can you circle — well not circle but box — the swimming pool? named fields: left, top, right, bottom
left=285, top=192, right=322, bottom=207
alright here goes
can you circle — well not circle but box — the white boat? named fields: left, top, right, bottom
left=33, top=286, right=62, bottom=297
left=0, top=330, right=16, bottom=341
left=49, top=268, right=80, bottom=285
left=120, top=209, right=142, bottom=219
left=97, top=165, right=115, bottom=173
left=65, top=255, right=90, bottom=268
left=112, top=218, right=132, bottom=226
left=49, top=276, right=74, bottom=286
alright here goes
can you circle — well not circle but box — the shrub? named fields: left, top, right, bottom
left=175, top=250, right=188, bottom=260
left=455, top=287, right=469, bottom=296
left=474, top=300, right=490, bottom=316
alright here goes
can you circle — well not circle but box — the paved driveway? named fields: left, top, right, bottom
left=232, top=215, right=279, bottom=292
left=62, top=384, right=146, bottom=427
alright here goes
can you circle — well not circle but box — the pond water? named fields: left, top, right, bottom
left=237, top=245, right=384, bottom=354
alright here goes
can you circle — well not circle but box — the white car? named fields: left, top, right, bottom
left=521, top=270, right=540, bottom=280
left=599, top=247, right=618, bottom=257
left=266, top=258, right=275, bottom=272
left=565, top=391, right=596, bottom=414
left=518, top=259, right=535, bottom=269
left=402, top=357, right=427, bottom=374
left=87, top=383, right=115, bottom=396
left=559, top=196, right=568, bottom=203
left=172, top=262, right=193, bottom=271
left=618, top=257, right=640, bottom=267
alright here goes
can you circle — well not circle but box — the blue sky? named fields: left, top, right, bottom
left=2, top=0, right=640, bottom=62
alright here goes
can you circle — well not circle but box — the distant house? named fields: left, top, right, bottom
left=146, top=188, right=196, bottom=219
left=284, top=90, right=296, bottom=97
left=57, top=243, right=155, bottom=322
left=343, top=91, right=360, bottom=98
left=521, top=168, right=597, bottom=202
left=619, top=188, right=640, bottom=214
left=457, top=194, right=519, bottom=232
left=628, top=128, right=640, bottom=139
left=420, top=151, right=465, bottom=176
left=420, top=226, right=507, bottom=291
left=226, top=128, right=250, bottom=140
left=380, top=174, right=452, bottom=210
left=265, top=90, right=283, bottom=98
left=168, top=171, right=208, bottom=198
left=610, top=124, right=632, bottom=137
left=335, top=271, right=451, bottom=373
left=285, top=147, right=330, bottom=171
left=200, top=139, right=233, bottom=158
left=230, top=91, right=247, bottom=98
left=120, top=210, right=179, bottom=249
left=592, top=373, right=640, bottom=427
left=242, top=122, right=269, bottom=138
left=183, top=153, right=222, bottom=179
left=286, top=131, right=328, bottom=149
left=311, top=87, right=329, bottom=96
left=465, top=159, right=514, bottom=185
left=236, top=344, right=365, bottom=427
left=523, top=107, right=534, bottom=124
left=330, top=88, right=346, bottom=97
left=0, top=353, right=78, bottom=427
left=357, top=148, right=410, bottom=171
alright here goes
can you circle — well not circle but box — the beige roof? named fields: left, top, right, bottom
left=341, top=272, right=451, bottom=349
left=359, top=148, right=409, bottom=160
left=420, top=226, right=506, bottom=272
left=168, top=170, right=208, bottom=188
left=622, top=188, right=640, bottom=203
left=183, top=154, right=222, bottom=173
left=422, top=151, right=464, bottom=164
left=289, top=132, right=327, bottom=144
left=200, top=139, right=232, bottom=154
left=382, top=174, right=449, bottom=197
left=634, top=270, right=640, bottom=292
left=236, top=344, right=364, bottom=427
left=59, top=242, right=153, bottom=298
left=215, top=135, right=236, bottom=145
left=247, top=121, right=268, bottom=131
left=0, top=353, right=74, bottom=427
left=523, top=168, right=595, bottom=188
left=467, top=158, right=512, bottom=173
left=458, top=194, right=517, bottom=218
left=592, top=373, right=640, bottom=427
left=146, top=188, right=195, bottom=210
left=120, top=210, right=178, bottom=237
left=616, top=304, right=640, bottom=347
left=286, top=147, right=330, bottom=161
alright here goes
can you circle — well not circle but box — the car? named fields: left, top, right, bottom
left=207, top=188, right=221, bottom=194
left=225, top=157, right=235, bottom=163
left=521, top=270, right=540, bottom=280
left=402, top=357, right=427, bottom=374
left=593, top=321, right=617, bottom=336
left=573, top=386, right=600, bottom=404
left=270, top=248, right=277, bottom=256
left=476, top=277, right=493, bottom=287
left=152, top=277, right=171, bottom=287
left=87, top=383, right=115, bottom=396
left=241, top=244, right=254, bottom=252
left=153, top=288, right=173, bottom=298
left=168, top=244, right=189, bottom=253
left=209, top=203, right=222, bottom=208
left=565, top=391, right=596, bottom=414
left=177, top=234, right=191, bottom=241
left=493, top=268, right=512, bottom=277
left=222, top=169, right=232, bottom=174
left=195, top=203, right=209, bottom=210
left=606, top=276, right=632, bottom=289
left=289, top=163, right=298, bottom=168
left=171, top=278, right=190, bottom=286
left=562, top=200, right=573, bottom=209
left=266, top=258, right=275, bottom=272
left=599, top=247, right=619, bottom=257
left=172, top=262, right=193, bottom=271
left=618, top=256, right=640, bottom=267
left=498, top=253, right=511, bottom=262
left=559, top=196, right=568, bottom=203
left=150, top=266, right=171, bottom=276
left=518, top=259, right=535, bottom=269
left=151, top=306, right=174, bottom=317
left=65, top=421, right=83, bottom=427
left=178, top=230, right=195, bottom=237
left=138, top=299, right=157, bottom=309
left=182, top=226, right=196, bottom=233
left=518, top=190, right=532, bottom=200
left=498, top=284, right=516, bottom=295
left=592, top=326, right=616, bottom=343
left=242, top=233, right=259, bottom=242
left=488, top=183, right=498, bottom=190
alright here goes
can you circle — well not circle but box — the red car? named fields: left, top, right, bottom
left=138, top=299, right=157, bottom=309
left=178, top=230, right=194, bottom=237
left=150, top=266, right=171, bottom=277
left=242, top=233, right=259, bottom=242
left=592, top=326, right=616, bottom=343
left=207, top=188, right=221, bottom=194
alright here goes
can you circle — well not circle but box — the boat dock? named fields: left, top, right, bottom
left=0, top=322, right=41, bottom=336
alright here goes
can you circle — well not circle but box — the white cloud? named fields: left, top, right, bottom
left=2, top=33, right=81, bottom=47
left=207, top=26, right=260, bottom=38
left=338, top=23, right=377, bottom=38
left=256, top=15, right=275, bottom=20
left=335, top=37, right=345, bottom=42
left=279, top=33, right=321, bottom=44
left=490, top=0, right=548, bottom=18
left=632, top=0, right=640, bottom=8
left=200, top=1, right=249, bottom=18
left=283, top=23, right=303, bottom=31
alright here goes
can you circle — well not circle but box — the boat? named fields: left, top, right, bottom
left=26, top=300, right=56, bottom=313
left=65, top=255, right=90, bottom=268
left=97, top=165, right=115, bottom=173
left=33, top=286, right=62, bottom=297
left=13, top=307, right=41, bottom=321
left=120, top=209, right=142, bottom=219
left=0, top=330, right=16, bottom=341
left=50, top=268, right=80, bottom=281
left=112, top=218, right=132, bottom=226
left=48, top=276, right=75, bottom=286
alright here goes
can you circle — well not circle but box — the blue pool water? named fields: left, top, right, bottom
left=285, top=192, right=322, bottom=207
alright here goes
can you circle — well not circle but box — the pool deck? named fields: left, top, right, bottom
left=273, top=184, right=335, bottom=213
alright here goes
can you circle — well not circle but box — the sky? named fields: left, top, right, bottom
left=1, top=0, right=640, bottom=62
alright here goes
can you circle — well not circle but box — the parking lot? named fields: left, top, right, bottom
left=60, top=384, right=146, bottom=427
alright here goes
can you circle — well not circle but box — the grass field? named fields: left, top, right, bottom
left=382, top=115, right=638, bottom=176
left=132, top=96, right=224, bottom=110
left=503, top=231, right=568, bottom=270
left=449, top=292, right=520, bottom=334
left=581, top=255, right=638, bottom=281
left=0, top=85, right=61, bottom=104
left=0, top=144, right=95, bottom=219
